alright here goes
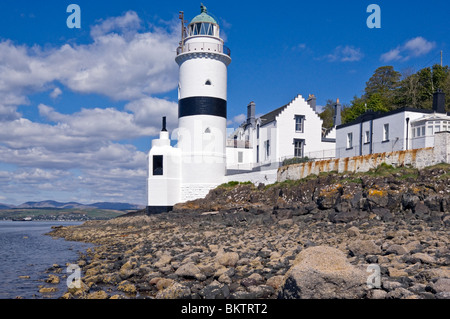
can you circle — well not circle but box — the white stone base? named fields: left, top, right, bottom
left=181, top=183, right=220, bottom=202
left=225, top=169, right=278, bottom=185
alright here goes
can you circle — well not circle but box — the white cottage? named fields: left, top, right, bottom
left=335, top=90, right=449, bottom=158
left=226, top=95, right=337, bottom=179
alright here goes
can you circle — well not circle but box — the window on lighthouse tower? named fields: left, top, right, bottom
left=189, top=23, right=214, bottom=36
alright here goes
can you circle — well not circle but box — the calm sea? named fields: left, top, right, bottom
left=0, top=221, right=92, bottom=299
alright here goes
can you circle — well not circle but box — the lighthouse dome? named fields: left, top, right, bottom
left=190, top=4, right=218, bottom=25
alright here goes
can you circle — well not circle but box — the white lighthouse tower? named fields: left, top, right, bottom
left=147, top=5, right=231, bottom=213
left=175, top=4, right=231, bottom=202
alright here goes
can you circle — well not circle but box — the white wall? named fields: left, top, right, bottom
left=336, top=111, right=428, bottom=158
left=226, top=147, right=254, bottom=168
left=147, top=132, right=182, bottom=206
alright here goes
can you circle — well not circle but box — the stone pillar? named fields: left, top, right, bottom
left=433, top=131, right=450, bottom=164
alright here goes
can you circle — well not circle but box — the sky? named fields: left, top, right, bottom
left=0, top=0, right=448, bottom=205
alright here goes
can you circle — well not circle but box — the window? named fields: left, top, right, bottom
left=364, top=130, right=370, bottom=144
left=205, top=80, right=211, bottom=86
left=256, top=145, right=259, bottom=163
left=383, top=124, right=389, bottom=141
left=295, top=115, right=304, bottom=132
left=153, top=155, right=163, bottom=176
left=421, top=126, right=425, bottom=136
left=416, top=127, right=420, bottom=137
left=204, top=127, right=211, bottom=133
left=238, top=152, right=243, bottom=163
left=294, top=139, right=304, bottom=157
left=190, top=23, right=213, bottom=36
left=256, top=124, right=260, bottom=139
left=265, top=140, right=270, bottom=159
left=347, top=132, right=353, bottom=149
left=435, top=123, right=441, bottom=133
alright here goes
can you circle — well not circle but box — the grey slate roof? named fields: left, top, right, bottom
left=259, top=104, right=289, bottom=126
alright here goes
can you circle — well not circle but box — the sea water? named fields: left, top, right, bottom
left=0, top=221, right=92, bottom=299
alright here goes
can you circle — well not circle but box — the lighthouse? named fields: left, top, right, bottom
left=175, top=4, right=231, bottom=202
left=147, top=4, right=231, bottom=213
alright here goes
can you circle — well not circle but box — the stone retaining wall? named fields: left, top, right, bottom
left=278, top=131, right=450, bottom=182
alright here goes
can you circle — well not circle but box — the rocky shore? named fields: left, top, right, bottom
left=47, top=163, right=449, bottom=299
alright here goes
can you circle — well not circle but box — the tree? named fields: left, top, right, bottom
left=342, top=96, right=366, bottom=124
left=319, top=99, right=336, bottom=130
left=364, top=66, right=401, bottom=106
left=394, top=68, right=420, bottom=108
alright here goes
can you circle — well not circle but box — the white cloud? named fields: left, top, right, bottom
left=0, top=11, right=180, bottom=105
left=327, top=45, right=363, bottom=62
left=226, top=113, right=246, bottom=127
left=380, top=48, right=403, bottom=62
left=0, top=11, right=182, bottom=205
left=50, top=87, right=62, bottom=99
left=90, top=11, right=142, bottom=39
left=124, top=97, right=178, bottom=130
left=380, top=37, right=436, bottom=62
left=403, top=37, right=436, bottom=57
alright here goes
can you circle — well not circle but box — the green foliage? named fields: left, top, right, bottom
left=364, top=66, right=401, bottom=99
left=319, top=99, right=336, bottom=129
left=282, top=156, right=311, bottom=166
left=218, top=181, right=253, bottom=188
left=340, top=64, right=450, bottom=125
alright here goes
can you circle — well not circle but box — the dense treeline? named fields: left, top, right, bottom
left=320, top=64, right=450, bottom=128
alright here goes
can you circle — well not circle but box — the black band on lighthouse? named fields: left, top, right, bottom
left=179, top=96, right=227, bottom=118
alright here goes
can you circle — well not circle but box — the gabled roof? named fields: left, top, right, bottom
left=259, top=104, right=288, bottom=126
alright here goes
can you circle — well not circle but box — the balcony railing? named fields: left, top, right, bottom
left=226, top=139, right=251, bottom=149
left=177, top=42, right=231, bottom=57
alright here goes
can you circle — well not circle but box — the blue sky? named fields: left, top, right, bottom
left=0, top=0, right=448, bottom=205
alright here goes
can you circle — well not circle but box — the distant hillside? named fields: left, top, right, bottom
left=2, top=201, right=145, bottom=211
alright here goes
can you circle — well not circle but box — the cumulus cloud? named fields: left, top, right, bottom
left=380, top=37, right=436, bottom=62
left=0, top=10, right=179, bottom=109
left=0, top=11, right=181, bottom=205
left=327, top=45, right=363, bottom=62
left=50, top=87, right=62, bottom=99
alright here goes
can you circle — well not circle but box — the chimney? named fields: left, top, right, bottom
left=159, top=116, right=169, bottom=140
left=433, top=89, right=446, bottom=114
left=247, top=101, right=255, bottom=126
left=333, top=98, right=342, bottom=126
left=161, top=116, right=167, bottom=132
left=307, top=94, right=317, bottom=112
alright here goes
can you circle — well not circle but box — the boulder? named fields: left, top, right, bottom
left=348, top=240, right=381, bottom=257
left=156, top=282, right=191, bottom=299
left=175, top=262, right=202, bottom=279
left=216, top=251, right=239, bottom=267
left=278, top=246, right=368, bottom=299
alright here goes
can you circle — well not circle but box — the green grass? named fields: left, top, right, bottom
left=218, top=181, right=253, bottom=188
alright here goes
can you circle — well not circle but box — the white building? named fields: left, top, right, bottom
left=226, top=95, right=337, bottom=178
left=336, top=89, right=449, bottom=158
